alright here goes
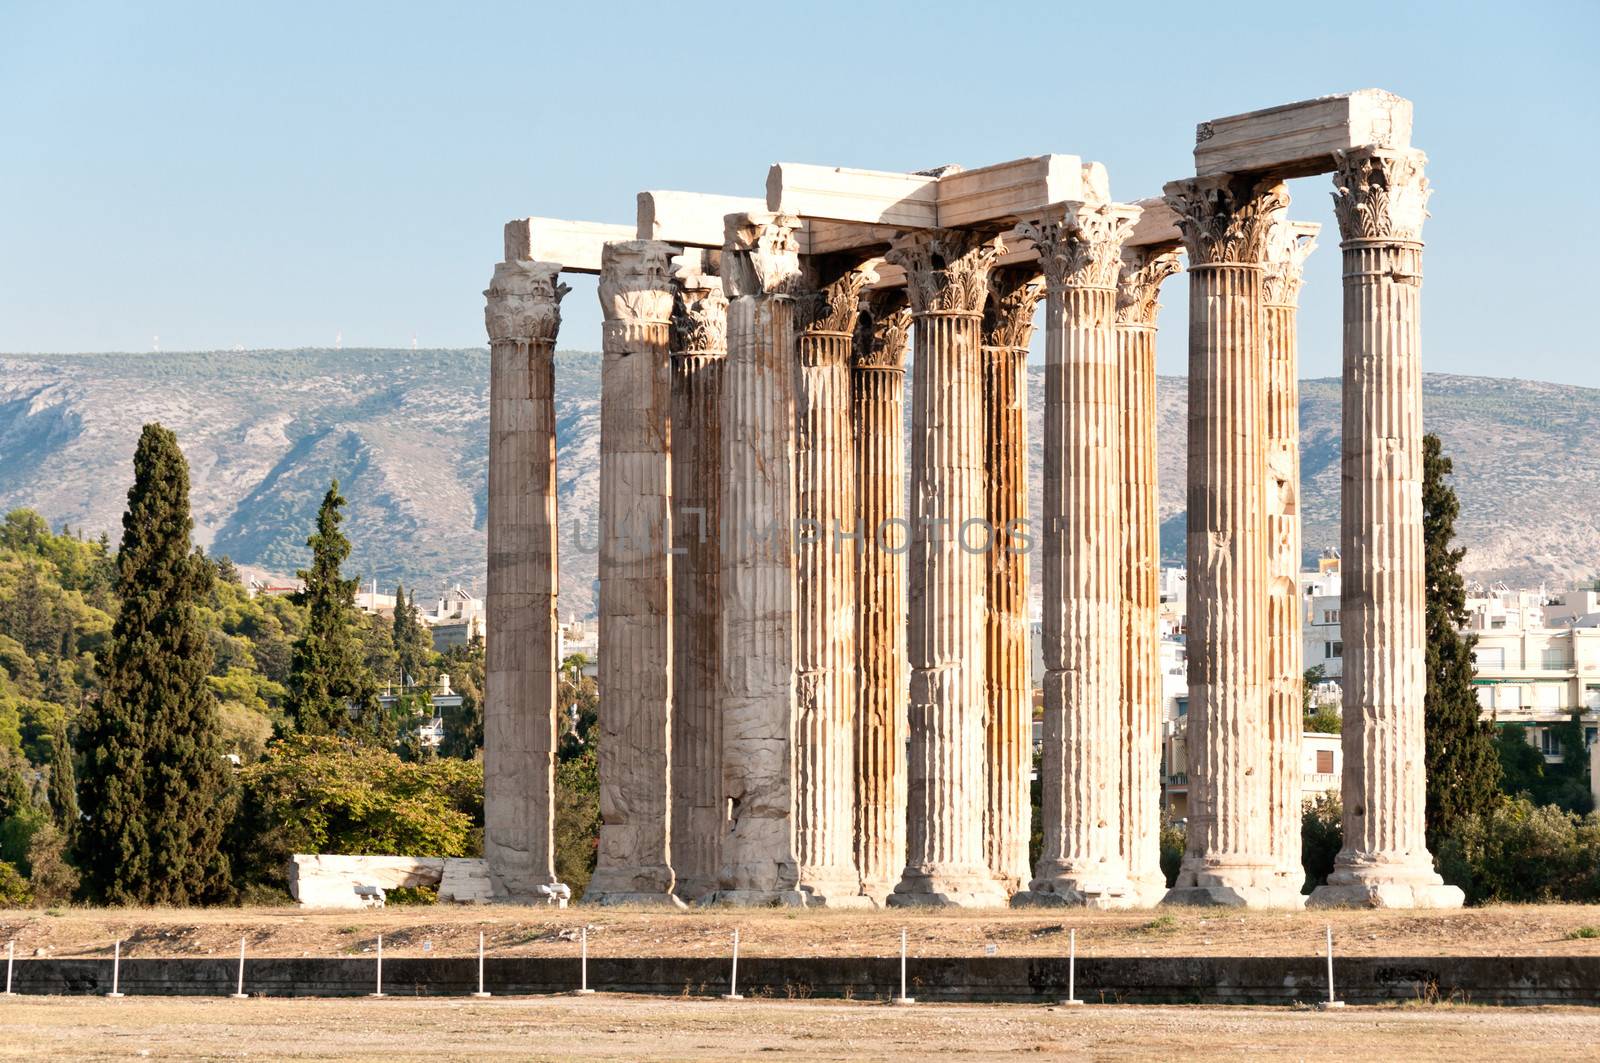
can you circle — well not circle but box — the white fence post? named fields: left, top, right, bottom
left=472, top=931, right=490, bottom=998
left=107, top=939, right=124, bottom=999
left=370, top=934, right=386, bottom=998
left=231, top=936, right=248, bottom=999
left=893, top=927, right=915, bottom=1005
left=573, top=925, right=595, bottom=995
left=721, top=929, right=743, bottom=1000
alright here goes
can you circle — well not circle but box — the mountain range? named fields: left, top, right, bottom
left=1, top=349, right=1591, bottom=620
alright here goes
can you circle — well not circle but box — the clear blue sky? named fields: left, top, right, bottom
left=2, top=0, right=1596, bottom=384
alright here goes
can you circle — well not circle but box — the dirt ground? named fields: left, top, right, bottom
left=2, top=995, right=1599, bottom=1061
left=3, top=903, right=1600, bottom=960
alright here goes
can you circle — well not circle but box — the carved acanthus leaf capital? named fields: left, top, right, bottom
left=672, top=273, right=728, bottom=355
left=1261, top=219, right=1320, bottom=307
left=797, top=260, right=877, bottom=336
left=1018, top=202, right=1141, bottom=292
left=1115, top=248, right=1182, bottom=327
left=1163, top=175, right=1289, bottom=266
left=983, top=266, right=1045, bottom=349
left=854, top=289, right=911, bottom=370
left=1331, top=147, right=1430, bottom=244
left=884, top=229, right=1003, bottom=316
left=597, top=240, right=676, bottom=325
left=484, top=260, right=570, bottom=345
left=723, top=212, right=803, bottom=298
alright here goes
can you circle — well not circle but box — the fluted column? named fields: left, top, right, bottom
left=1014, top=203, right=1138, bottom=908
left=587, top=240, right=682, bottom=907
left=669, top=270, right=728, bottom=903
left=1262, top=219, right=1318, bottom=895
left=1162, top=175, right=1302, bottom=908
left=482, top=260, right=569, bottom=903
left=792, top=260, right=875, bottom=906
left=710, top=213, right=806, bottom=906
left=1311, top=148, right=1462, bottom=909
left=981, top=266, right=1042, bottom=895
left=853, top=290, right=911, bottom=904
left=888, top=229, right=1009, bottom=908
left=1114, top=246, right=1181, bottom=906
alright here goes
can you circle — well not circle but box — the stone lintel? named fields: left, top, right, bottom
left=505, top=217, right=638, bottom=274
left=767, top=156, right=1111, bottom=229
left=638, top=190, right=766, bottom=247
left=1194, top=89, right=1413, bottom=179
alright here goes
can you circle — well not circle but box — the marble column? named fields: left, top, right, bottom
left=1014, top=203, right=1139, bottom=908
left=1311, top=148, right=1463, bottom=909
left=852, top=290, right=911, bottom=904
left=669, top=269, right=728, bottom=903
left=586, top=239, right=683, bottom=907
left=1262, top=219, right=1318, bottom=895
left=792, top=259, right=875, bottom=906
left=887, top=228, right=1009, bottom=908
left=1162, top=175, right=1302, bottom=908
left=981, top=266, right=1043, bottom=895
left=482, top=259, right=570, bottom=904
left=1114, top=246, right=1181, bottom=906
left=710, top=213, right=807, bottom=906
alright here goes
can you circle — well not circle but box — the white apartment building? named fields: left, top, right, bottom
left=1465, top=582, right=1600, bottom=758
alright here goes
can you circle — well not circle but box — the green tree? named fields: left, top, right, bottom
left=391, top=583, right=434, bottom=690
left=1422, top=433, right=1502, bottom=849
left=285, top=483, right=383, bottom=741
left=46, top=715, right=76, bottom=836
left=74, top=423, right=234, bottom=904
left=439, top=622, right=484, bottom=759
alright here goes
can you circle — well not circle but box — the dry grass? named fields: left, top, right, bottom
left=3, top=995, right=1600, bottom=1061
left=2, top=903, right=1600, bottom=961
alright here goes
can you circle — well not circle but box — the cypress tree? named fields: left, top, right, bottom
left=75, top=423, right=234, bottom=904
left=1423, top=432, right=1502, bottom=849
left=48, top=715, right=77, bottom=838
left=286, top=482, right=383, bottom=741
left=391, top=582, right=434, bottom=690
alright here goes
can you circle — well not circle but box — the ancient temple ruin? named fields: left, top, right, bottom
left=480, top=89, right=1463, bottom=910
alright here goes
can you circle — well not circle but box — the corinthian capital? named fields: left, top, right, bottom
left=1261, top=220, right=1320, bottom=308
left=797, top=259, right=877, bottom=336
left=885, top=229, right=1003, bottom=316
left=671, top=273, right=728, bottom=355
left=597, top=240, right=675, bottom=326
left=1115, top=247, right=1182, bottom=327
left=854, top=289, right=911, bottom=371
left=1331, top=147, right=1430, bottom=243
left=484, top=260, right=570, bottom=345
left=1017, top=202, right=1141, bottom=292
left=983, top=266, right=1045, bottom=349
left=1163, top=175, right=1289, bottom=266
left=723, top=212, right=803, bottom=299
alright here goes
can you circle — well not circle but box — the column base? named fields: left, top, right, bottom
left=1308, top=859, right=1464, bottom=909
left=1163, top=861, right=1305, bottom=909
left=488, top=881, right=572, bottom=908
left=858, top=879, right=898, bottom=907
left=1013, top=875, right=1138, bottom=910
left=699, top=889, right=812, bottom=908
left=1125, top=871, right=1171, bottom=909
left=888, top=865, right=1010, bottom=908
left=796, top=869, right=877, bottom=909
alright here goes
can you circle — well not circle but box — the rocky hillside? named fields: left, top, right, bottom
left=0, top=349, right=1591, bottom=620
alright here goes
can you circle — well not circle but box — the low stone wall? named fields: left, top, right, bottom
left=8, top=956, right=1599, bottom=1006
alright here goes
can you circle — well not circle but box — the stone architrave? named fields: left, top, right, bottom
left=1162, top=175, right=1303, bottom=908
left=1262, top=218, right=1319, bottom=895
left=1013, top=202, right=1140, bottom=908
left=887, top=228, right=1010, bottom=908
left=709, top=213, right=808, bottom=906
left=853, top=290, right=911, bottom=904
left=1114, top=245, right=1182, bottom=906
left=586, top=239, right=684, bottom=907
left=980, top=265, right=1043, bottom=895
left=1310, top=148, right=1463, bottom=909
left=669, top=269, right=729, bottom=903
left=792, top=258, right=876, bottom=906
left=482, top=259, right=570, bottom=905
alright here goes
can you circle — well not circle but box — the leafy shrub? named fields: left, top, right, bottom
left=1301, top=794, right=1343, bottom=892
left=1159, top=821, right=1185, bottom=887
left=229, top=734, right=483, bottom=893
left=0, top=859, right=30, bottom=906
left=1435, top=796, right=1600, bottom=904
